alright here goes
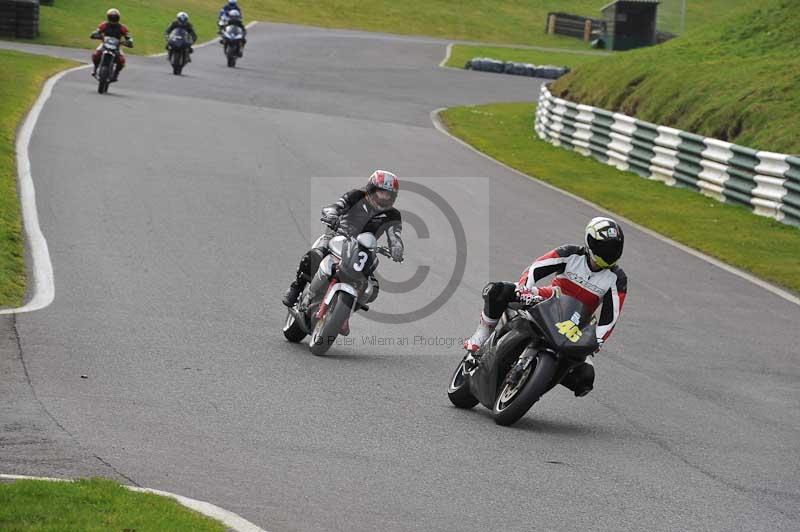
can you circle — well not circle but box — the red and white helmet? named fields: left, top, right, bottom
left=365, top=170, right=399, bottom=208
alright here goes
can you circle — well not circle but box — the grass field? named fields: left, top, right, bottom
left=0, top=50, right=76, bottom=308
left=0, top=477, right=227, bottom=531
left=7, top=1, right=751, bottom=55
left=445, top=44, right=608, bottom=70
left=552, top=0, right=800, bottom=153
left=441, top=103, right=800, bottom=292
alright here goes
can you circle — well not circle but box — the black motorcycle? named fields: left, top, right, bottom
left=167, top=28, right=193, bottom=75
left=94, top=36, right=131, bottom=94
left=221, top=24, right=245, bottom=67
left=447, top=294, right=599, bottom=426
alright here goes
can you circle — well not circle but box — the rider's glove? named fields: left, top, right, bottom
left=515, top=288, right=542, bottom=306
left=321, top=216, right=339, bottom=230
left=390, top=244, right=404, bottom=263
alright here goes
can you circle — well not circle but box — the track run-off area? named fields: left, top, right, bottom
left=1, top=23, right=798, bottom=532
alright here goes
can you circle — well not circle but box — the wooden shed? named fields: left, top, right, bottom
left=601, top=0, right=659, bottom=51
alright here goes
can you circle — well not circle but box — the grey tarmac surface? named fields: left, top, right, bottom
left=2, top=23, right=799, bottom=532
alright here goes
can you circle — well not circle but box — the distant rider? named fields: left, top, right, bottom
left=282, top=170, right=405, bottom=307
left=90, top=8, right=133, bottom=81
left=219, top=0, right=243, bottom=20
left=464, top=217, right=628, bottom=397
left=220, top=9, right=247, bottom=55
left=218, top=0, right=243, bottom=33
left=164, top=12, right=198, bottom=61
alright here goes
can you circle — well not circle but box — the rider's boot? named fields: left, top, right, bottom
left=464, top=312, right=498, bottom=353
left=283, top=280, right=306, bottom=308
left=463, top=312, right=498, bottom=370
left=111, top=63, right=123, bottom=82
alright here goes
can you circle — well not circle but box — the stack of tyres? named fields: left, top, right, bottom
left=14, top=0, right=40, bottom=39
left=466, top=57, right=506, bottom=73
left=534, top=65, right=570, bottom=79
left=0, top=1, right=17, bottom=38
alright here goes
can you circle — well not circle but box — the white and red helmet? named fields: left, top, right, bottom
left=366, top=170, right=399, bottom=208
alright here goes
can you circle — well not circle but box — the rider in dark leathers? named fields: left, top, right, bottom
left=164, top=12, right=197, bottom=61
left=283, top=171, right=404, bottom=307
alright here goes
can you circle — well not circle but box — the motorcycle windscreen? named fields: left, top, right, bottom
left=169, top=29, right=189, bottom=46
left=529, top=295, right=599, bottom=358
left=225, top=26, right=243, bottom=38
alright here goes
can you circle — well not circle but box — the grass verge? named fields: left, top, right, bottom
left=552, top=0, right=800, bottom=153
left=440, top=102, right=800, bottom=292
left=11, top=0, right=751, bottom=55
left=0, top=50, right=76, bottom=308
left=445, top=44, right=608, bottom=70
left=0, top=477, right=227, bottom=531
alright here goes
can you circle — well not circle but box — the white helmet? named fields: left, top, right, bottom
left=584, top=217, right=624, bottom=268
left=177, top=12, right=189, bottom=23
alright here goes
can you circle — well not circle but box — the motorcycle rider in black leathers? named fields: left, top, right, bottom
left=164, top=12, right=197, bottom=62
left=283, top=170, right=404, bottom=307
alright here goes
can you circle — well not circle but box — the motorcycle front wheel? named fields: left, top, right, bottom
left=309, top=292, right=353, bottom=356
left=493, top=350, right=557, bottom=426
left=447, top=357, right=479, bottom=409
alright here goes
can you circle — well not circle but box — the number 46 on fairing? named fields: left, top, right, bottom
left=556, top=320, right=582, bottom=342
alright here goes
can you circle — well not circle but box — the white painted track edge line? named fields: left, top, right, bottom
left=0, top=474, right=268, bottom=532
left=438, top=43, right=452, bottom=67
left=149, top=21, right=260, bottom=58
left=429, top=108, right=800, bottom=307
left=0, top=64, right=90, bottom=315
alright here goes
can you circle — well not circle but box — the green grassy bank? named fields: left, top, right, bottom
left=441, top=103, right=800, bottom=292
left=0, top=478, right=227, bottom=531
left=552, top=0, right=800, bottom=153
left=0, top=50, right=76, bottom=308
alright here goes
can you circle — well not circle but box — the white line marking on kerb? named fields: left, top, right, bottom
left=438, top=43, right=453, bottom=67
left=1, top=65, right=91, bottom=315
left=0, top=474, right=268, bottom=532
left=430, top=108, right=800, bottom=307
left=149, top=21, right=260, bottom=58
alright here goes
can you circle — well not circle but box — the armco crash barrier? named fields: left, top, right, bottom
left=0, top=0, right=40, bottom=39
left=534, top=84, right=800, bottom=227
left=466, top=57, right=570, bottom=80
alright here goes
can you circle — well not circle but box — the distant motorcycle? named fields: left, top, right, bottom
left=95, top=36, right=131, bottom=94
left=283, top=223, right=391, bottom=355
left=221, top=24, right=245, bottom=67
left=167, top=27, right=193, bottom=75
left=447, top=294, right=599, bottom=426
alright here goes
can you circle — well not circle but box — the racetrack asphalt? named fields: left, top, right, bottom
left=1, top=23, right=798, bottom=532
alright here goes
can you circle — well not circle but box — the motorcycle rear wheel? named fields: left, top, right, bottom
left=493, top=351, right=557, bottom=426
left=283, top=310, right=307, bottom=343
left=447, top=357, right=479, bottom=409
left=309, top=292, right=353, bottom=356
